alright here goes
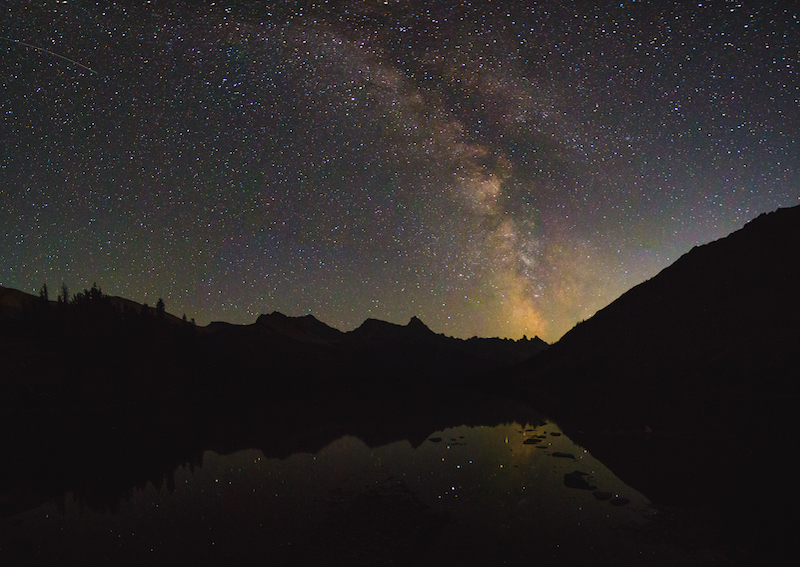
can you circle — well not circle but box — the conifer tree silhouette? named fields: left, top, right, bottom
left=58, top=282, right=70, bottom=305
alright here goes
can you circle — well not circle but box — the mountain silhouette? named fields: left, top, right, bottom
left=0, top=285, right=546, bottom=402
left=348, top=315, right=436, bottom=343
left=515, top=204, right=800, bottom=433
left=254, top=311, right=345, bottom=344
left=191, top=313, right=547, bottom=400
left=508, top=205, right=800, bottom=562
left=0, top=286, right=35, bottom=313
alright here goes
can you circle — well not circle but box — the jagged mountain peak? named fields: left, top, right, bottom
left=255, top=311, right=343, bottom=343
left=349, top=315, right=437, bottom=342
left=406, top=315, right=432, bottom=332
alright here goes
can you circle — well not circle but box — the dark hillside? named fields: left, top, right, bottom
left=516, top=204, right=800, bottom=433
left=511, top=205, right=800, bottom=565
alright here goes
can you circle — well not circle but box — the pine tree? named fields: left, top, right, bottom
left=58, top=282, right=70, bottom=304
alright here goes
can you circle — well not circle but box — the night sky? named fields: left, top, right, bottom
left=2, top=1, right=798, bottom=343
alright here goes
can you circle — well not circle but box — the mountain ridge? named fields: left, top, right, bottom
left=0, top=283, right=547, bottom=397
left=0, top=284, right=546, bottom=348
left=513, top=204, right=800, bottom=433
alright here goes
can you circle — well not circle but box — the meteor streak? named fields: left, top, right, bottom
left=2, top=37, right=97, bottom=75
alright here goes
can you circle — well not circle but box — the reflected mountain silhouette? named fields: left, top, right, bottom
left=0, top=385, right=543, bottom=518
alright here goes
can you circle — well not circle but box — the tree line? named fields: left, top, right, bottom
left=36, top=281, right=194, bottom=327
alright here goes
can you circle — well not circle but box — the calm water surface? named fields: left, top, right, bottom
left=3, top=421, right=704, bottom=566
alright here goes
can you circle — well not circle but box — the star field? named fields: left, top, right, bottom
left=2, top=1, right=798, bottom=342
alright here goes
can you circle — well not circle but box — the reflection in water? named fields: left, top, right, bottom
left=3, top=422, right=702, bottom=566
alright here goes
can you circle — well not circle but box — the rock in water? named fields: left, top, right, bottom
left=563, top=471, right=596, bottom=490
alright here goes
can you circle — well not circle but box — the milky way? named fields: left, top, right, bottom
left=2, top=1, right=798, bottom=342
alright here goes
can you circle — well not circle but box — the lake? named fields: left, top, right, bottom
left=0, top=419, right=710, bottom=566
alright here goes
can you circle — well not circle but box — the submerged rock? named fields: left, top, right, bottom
left=564, top=471, right=597, bottom=490
left=593, top=491, right=613, bottom=501
left=609, top=497, right=631, bottom=506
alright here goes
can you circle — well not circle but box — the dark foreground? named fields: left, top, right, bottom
left=1, top=381, right=788, bottom=566
left=1, top=277, right=796, bottom=565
